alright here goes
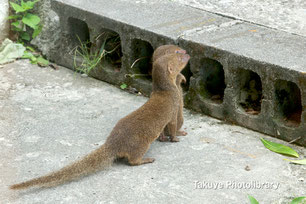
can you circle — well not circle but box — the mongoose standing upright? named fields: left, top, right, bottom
left=173, top=73, right=187, bottom=136
left=152, top=45, right=188, bottom=142
left=10, top=52, right=190, bottom=190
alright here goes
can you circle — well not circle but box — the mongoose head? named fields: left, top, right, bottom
left=167, top=53, right=190, bottom=77
left=152, top=45, right=186, bottom=62
left=152, top=53, right=190, bottom=87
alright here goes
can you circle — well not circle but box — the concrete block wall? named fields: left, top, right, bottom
left=51, top=0, right=305, bottom=146
left=0, top=0, right=9, bottom=42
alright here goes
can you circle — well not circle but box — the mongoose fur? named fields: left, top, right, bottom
left=152, top=45, right=188, bottom=142
left=9, top=52, right=190, bottom=190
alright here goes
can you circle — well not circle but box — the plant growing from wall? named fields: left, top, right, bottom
left=73, top=32, right=121, bottom=75
left=8, top=0, right=42, bottom=42
left=22, top=45, right=49, bottom=66
left=7, top=0, right=49, bottom=66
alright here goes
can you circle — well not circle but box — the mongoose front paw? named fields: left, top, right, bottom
left=143, top=158, right=155, bottom=164
left=170, top=137, right=180, bottom=142
left=177, top=130, right=187, bottom=136
left=158, top=136, right=169, bottom=142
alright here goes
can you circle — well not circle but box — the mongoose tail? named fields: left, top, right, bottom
left=10, top=144, right=115, bottom=190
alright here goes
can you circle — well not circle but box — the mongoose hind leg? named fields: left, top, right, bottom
left=129, top=157, right=155, bottom=166
left=127, top=144, right=155, bottom=166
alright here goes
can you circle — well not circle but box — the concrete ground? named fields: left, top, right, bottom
left=0, top=60, right=305, bottom=203
left=131, top=0, right=306, bottom=37
left=174, top=0, right=306, bottom=37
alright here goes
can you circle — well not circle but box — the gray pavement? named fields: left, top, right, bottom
left=180, top=0, right=306, bottom=37
left=128, top=0, right=306, bottom=37
left=1, top=60, right=305, bottom=203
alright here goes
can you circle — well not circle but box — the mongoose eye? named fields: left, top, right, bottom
left=175, top=49, right=186, bottom=54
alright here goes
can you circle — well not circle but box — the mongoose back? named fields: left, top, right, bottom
left=152, top=45, right=188, bottom=142
left=10, top=52, right=190, bottom=190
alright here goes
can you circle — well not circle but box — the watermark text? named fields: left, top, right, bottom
left=194, top=180, right=280, bottom=190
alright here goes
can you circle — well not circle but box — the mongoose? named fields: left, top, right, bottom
left=152, top=45, right=187, bottom=62
left=159, top=73, right=188, bottom=142
left=173, top=73, right=187, bottom=136
left=152, top=45, right=188, bottom=142
left=10, top=52, right=190, bottom=190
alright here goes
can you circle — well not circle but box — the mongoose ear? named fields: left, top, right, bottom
left=167, top=62, right=174, bottom=74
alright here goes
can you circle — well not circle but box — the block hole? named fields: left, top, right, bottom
left=198, top=58, right=226, bottom=104
left=238, top=69, right=262, bottom=115
left=130, top=39, right=154, bottom=80
left=181, top=63, right=192, bottom=91
left=91, top=30, right=122, bottom=71
left=275, top=80, right=302, bottom=127
left=68, top=17, right=91, bottom=54
left=68, top=19, right=122, bottom=74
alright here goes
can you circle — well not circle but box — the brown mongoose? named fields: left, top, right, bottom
left=173, top=73, right=187, bottom=136
left=147, top=44, right=186, bottom=76
left=152, top=45, right=188, bottom=142
left=9, top=52, right=190, bottom=190
left=152, top=45, right=187, bottom=62
left=159, top=73, right=188, bottom=142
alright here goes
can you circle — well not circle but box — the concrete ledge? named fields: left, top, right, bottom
left=50, top=0, right=305, bottom=146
